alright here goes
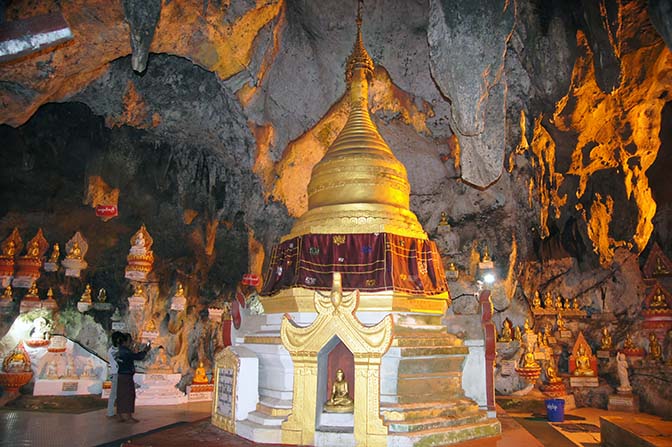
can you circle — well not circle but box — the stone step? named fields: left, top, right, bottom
left=246, top=410, right=287, bottom=426
left=381, top=398, right=480, bottom=422
left=236, top=419, right=283, bottom=444
left=387, top=412, right=488, bottom=433
left=389, top=418, right=501, bottom=446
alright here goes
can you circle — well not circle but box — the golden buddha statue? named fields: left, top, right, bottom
left=564, top=297, right=571, bottom=310
left=600, top=327, right=612, bottom=350
left=193, top=361, right=209, bottom=384
left=648, top=332, right=662, bottom=361
left=48, top=243, right=60, bottom=263
left=532, top=291, right=541, bottom=309
left=573, top=344, right=595, bottom=376
left=2, top=240, right=16, bottom=257
left=438, top=212, right=449, bottom=226
left=623, top=332, right=636, bottom=350
left=482, top=244, right=492, bottom=263
left=556, top=311, right=566, bottom=331
left=544, top=291, right=553, bottom=308
left=80, top=284, right=92, bottom=303
left=513, top=326, right=522, bottom=342
left=521, top=349, right=538, bottom=368
left=175, top=282, right=185, bottom=297
left=324, top=368, right=354, bottom=413
left=144, top=318, right=157, bottom=332
left=66, top=241, right=82, bottom=260
left=650, top=288, right=668, bottom=308
left=523, top=318, right=533, bottom=334
left=27, top=240, right=40, bottom=258
left=134, top=283, right=146, bottom=297
left=1, top=285, right=12, bottom=300
left=499, top=319, right=513, bottom=342
left=26, top=281, right=39, bottom=298
left=46, top=288, right=54, bottom=299
left=572, top=298, right=580, bottom=310
left=555, top=295, right=563, bottom=311
left=546, top=359, right=562, bottom=384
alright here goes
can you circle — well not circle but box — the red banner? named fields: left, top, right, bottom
left=95, top=205, right=118, bottom=218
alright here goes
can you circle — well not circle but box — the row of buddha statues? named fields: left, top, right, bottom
left=530, top=290, right=585, bottom=315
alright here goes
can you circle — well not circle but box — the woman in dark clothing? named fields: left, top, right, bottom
left=116, top=333, right=150, bottom=422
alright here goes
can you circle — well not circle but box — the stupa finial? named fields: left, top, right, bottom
left=346, top=0, right=374, bottom=82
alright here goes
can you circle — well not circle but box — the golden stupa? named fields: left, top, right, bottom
left=261, top=4, right=449, bottom=314
left=286, top=15, right=425, bottom=240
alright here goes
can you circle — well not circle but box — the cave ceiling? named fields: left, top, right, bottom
left=1, top=0, right=672, bottom=284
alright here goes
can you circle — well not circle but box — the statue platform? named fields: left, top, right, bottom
left=187, top=383, right=214, bottom=402
left=134, top=373, right=187, bottom=406
left=607, top=392, right=639, bottom=412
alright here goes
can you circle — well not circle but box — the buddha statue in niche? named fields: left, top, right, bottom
left=66, top=241, right=82, bottom=260
left=499, top=319, right=513, bottom=342
left=573, top=344, right=595, bottom=376
left=648, top=333, right=662, bottom=361
left=2, top=240, right=16, bottom=257
left=650, top=288, right=668, bottom=308
left=324, top=368, right=354, bottom=413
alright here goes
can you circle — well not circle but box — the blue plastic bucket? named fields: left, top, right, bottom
left=545, top=398, right=565, bottom=422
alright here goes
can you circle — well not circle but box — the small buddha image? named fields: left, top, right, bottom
left=600, top=327, right=613, bottom=350
left=175, top=282, right=185, bottom=297
left=648, top=332, right=662, bottom=361
left=544, top=291, right=553, bottom=309
left=82, top=358, right=97, bottom=378
left=523, top=318, right=533, bottom=334
left=481, top=244, right=491, bottom=262
left=66, top=241, right=82, bottom=260
left=48, top=243, right=60, bottom=263
left=324, top=369, right=354, bottom=413
left=97, top=288, right=107, bottom=302
left=2, top=240, right=16, bottom=257
left=573, top=344, right=595, bottom=376
left=572, top=298, right=580, bottom=310
left=26, top=281, right=39, bottom=298
left=144, top=318, right=157, bottom=333
left=555, top=295, right=563, bottom=311
left=556, top=312, right=566, bottom=331
left=499, top=318, right=513, bottom=342
left=563, top=297, right=571, bottom=310
left=513, top=326, right=522, bottom=342
left=546, top=358, right=562, bottom=384
left=134, top=283, right=146, bottom=297
left=531, top=291, right=541, bottom=309
left=46, top=288, right=56, bottom=301
left=521, top=348, right=538, bottom=368
left=650, top=288, right=668, bottom=309
left=1, top=285, right=12, bottom=300
left=193, top=361, right=209, bottom=384
left=80, top=284, right=92, bottom=303
left=438, top=212, right=449, bottom=226
left=149, top=346, right=172, bottom=372
left=623, top=332, right=636, bottom=350
left=27, top=240, right=40, bottom=258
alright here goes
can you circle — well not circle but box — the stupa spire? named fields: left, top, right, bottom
left=285, top=0, right=426, bottom=240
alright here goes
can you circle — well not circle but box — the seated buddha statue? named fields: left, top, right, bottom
left=555, top=295, right=563, bottom=310
left=26, top=282, right=39, bottom=298
left=546, top=360, right=562, bottom=384
left=193, top=361, right=209, bottom=384
left=523, top=318, right=533, bottom=334
left=648, top=333, right=662, bottom=361
left=650, top=288, right=668, bottom=308
left=80, top=284, right=92, bottom=303
left=556, top=312, right=566, bottom=331
left=573, top=344, right=595, bottom=376
left=66, top=241, right=82, bottom=260
left=499, top=319, right=513, bottom=342
left=623, top=332, right=636, bottom=350
left=175, top=282, right=185, bottom=297
left=521, top=349, right=538, bottom=368
left=513, top=326, right=522, bottom=342
left=130, top=232, right=147, bottom=256
left=532, top=291, right=541, bottom=309
left=438, top=212, right=449, bottom=226
left=600, top=327, right=612, bottom=350
left=48, top=243, right=60, bottom=263
left=572, top=298, right=580, bottom=310
left=1, top=285, right=12, bottom=301
left=564, top=297, right=571, bottom=310
left=544, top=291, right=553, bottom=309
left=27, top=240, right=40, bottom=258
left=324, top=369, right=354, bottom=413
left=654, top=256, right=669, bottom=275
left=2, top=240, right=16, bottom=257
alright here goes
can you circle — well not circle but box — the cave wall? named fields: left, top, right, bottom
left=1, top=0, right=672, bottom=381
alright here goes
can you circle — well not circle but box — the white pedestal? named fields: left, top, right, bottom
left=134, top=373, right=187, bottom=406
left=34, top=378, right=103, bottom=396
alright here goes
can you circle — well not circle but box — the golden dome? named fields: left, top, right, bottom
left=286, top=13, right=426, bottom=240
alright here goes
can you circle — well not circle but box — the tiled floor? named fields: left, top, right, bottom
left=0, top=401, right=211, bottom=447
left=2, top=400, right=671, bottom=447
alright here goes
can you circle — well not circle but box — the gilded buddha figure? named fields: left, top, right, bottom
left=48, top=243, right=60, bottom=263
left=66, top=241, right=82, bottom=260
left=600, top=327, right=613, bottom=350
left=544, top=291, right=553, bottom=309
left=2, top=240, right=16, bottom=257
left=324, top=369, right=354, bottom=413
left=650, top=288, right=668, bottom=309
left=80, top=284, right=92, bottom=303
left=531, top=291, right=541, bottom=309
left=499, top=319, right=513, bottom=342
left=556, top=312, right=566, bottom=331
left=27, top=240, right=40, bottom=258
left=573, top=344, right=595, bottom=376
left=648, top=333, right=662, bottom=361
left=623, top=332, right=636, bottom=350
